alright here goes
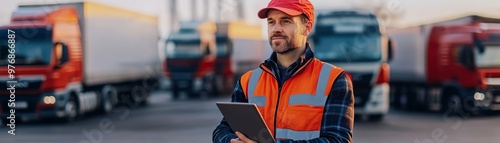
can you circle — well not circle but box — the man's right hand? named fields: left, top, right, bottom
left=230, top=132, right=257, bottom=143
left=230, top=138, right=243, bottom=143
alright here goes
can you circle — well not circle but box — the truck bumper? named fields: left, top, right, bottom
left=162, top=77, right=195, bottom=90
left=1, top=107, right=69, bottom=121
left=355, top=83, right=390, bottom=115
left=163, top=76, right=206, bottom=93
left=469, top=87, right=500, bottom=111
left=0, top=91, right=70, bottom=121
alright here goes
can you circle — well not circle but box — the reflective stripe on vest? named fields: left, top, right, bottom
left=288, top=64, right=333, bottom=106
left=248, top=68, right=265, bottom=107
left=276, top=128, right=320, bottom=141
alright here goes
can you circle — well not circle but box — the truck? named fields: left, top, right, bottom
left=388, top=15, right=500, bottom=113
left=309, top=10, right=394, bottom=121
left=0, top=1, right=159, bottom=122
left=162, top=20, right=265, bottom=99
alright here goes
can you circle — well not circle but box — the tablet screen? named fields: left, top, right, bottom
left=216, top=102, right=276, bottom=143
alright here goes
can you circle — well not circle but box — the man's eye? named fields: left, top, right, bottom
left=284, top=20, right=292, bottom=24
left=268, top=21, right=274, bottom=24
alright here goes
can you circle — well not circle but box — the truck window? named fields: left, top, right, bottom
left=312, top=12, right=382, bottom=63
left=475, top=45, right=500, bottom=68
left=165, top=41, right=202, bottom=58
left=0, top=28, right=53, bottom=66
left=313, top=33, right=382, bottom=62
left=473, top=33, right=500, bottom=68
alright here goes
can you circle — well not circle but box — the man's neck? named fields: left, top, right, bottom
left=276, top=45, right=306, bottom=68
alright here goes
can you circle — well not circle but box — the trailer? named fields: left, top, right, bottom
left=388, top=16, right=500, bottom=113
left=0, top=1, right=159, bottom=122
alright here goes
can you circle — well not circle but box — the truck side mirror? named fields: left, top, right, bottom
left=54, top=42, right=69, bottom=69
left=473, top=35, right=485, bottom=54
left=387, top=39, right=395, bottom=62
left=458, top=46, right=476, bottom=71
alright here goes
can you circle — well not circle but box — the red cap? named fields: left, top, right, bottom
left=258, top=0, right=315, bottom=25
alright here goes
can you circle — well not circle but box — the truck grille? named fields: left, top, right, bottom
left=0, top=80, right=42, bottom=90
left=0, top=94, right=40, bottom=114
left=349, top=72, right=373, bottom=87
left=353, top=85, right=372, bottom=107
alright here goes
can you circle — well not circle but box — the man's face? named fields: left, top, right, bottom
left=267, top=10, right=309, bottom=54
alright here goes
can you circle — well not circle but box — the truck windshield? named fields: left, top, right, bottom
left=0, top=28, right=53, bottom=66
left=475, top=45, right=500, bottom=68
left=313, top=33, right=382, bottom=62
left=165, top=40, right=228, bottom=58
left=165, top=41, right=202, bottom=58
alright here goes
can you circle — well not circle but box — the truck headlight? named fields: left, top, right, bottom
left=43, top=96, right=56, bottom=104
left=474, top=92, right=485, bottom=101
left=194, top=78, right=203, bottom=91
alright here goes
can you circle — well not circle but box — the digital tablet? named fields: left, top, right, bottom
left=216, top=102, right=276, bottom=143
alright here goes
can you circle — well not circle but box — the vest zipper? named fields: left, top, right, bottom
left=260, top=64, right=290, bottom=139
left=259, top=65, right=281, bottom=139
left=274, top=85, right=282, bottom=139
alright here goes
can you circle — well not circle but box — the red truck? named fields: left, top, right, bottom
left=388, top=16, right=500, bottom=113
left=0, top=2, right=159, bottom=122
left=161, top=20, right=265, bottom=99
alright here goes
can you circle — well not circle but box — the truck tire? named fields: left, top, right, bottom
left=172, top=83, right=180, bottom=100
left=100, top=85, right=118, bottom=114
left=62, top=94, right=79, bottom=123
left=200, top=74, right=213, bottom=97
left=131, top=86, right=149, bottom=106
left=399, top=88, right=419, bottom=111
left=210, top=76, right=222, bottom=98
left=368, top=114, right=384, bottom=122
left=443, top=92, right=464, bottom=114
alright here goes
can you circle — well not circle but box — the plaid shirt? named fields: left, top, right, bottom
left=212, top=45, right=354, bottom=143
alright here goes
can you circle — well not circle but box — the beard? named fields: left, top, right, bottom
left=269, top=33, right=296, bottom=54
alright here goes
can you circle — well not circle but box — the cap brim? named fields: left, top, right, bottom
left=258, top=7, right=302, bottom=19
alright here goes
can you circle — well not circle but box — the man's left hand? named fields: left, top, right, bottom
left=231, top=131, right=257, bottom=143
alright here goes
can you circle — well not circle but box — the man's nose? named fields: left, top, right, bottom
left=271, top=24, right=284, bottom=33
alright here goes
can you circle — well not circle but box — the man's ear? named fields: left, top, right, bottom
left=302, top=21, right=313, bottom=36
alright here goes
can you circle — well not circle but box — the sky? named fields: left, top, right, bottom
left=1, top=0, right=500, bottom=39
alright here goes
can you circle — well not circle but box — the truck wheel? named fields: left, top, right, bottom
left=172, top=84, right=180, bottom=100
left=368, top=114, right=384, bottom=122
left=399, top=89, right=419, bottom=111
left=210, top=76, right=222, bottom=98
left=131, top=86, right=148, bottom=107
left=172, top=90, right=180, bottom=100
left=199, top=74, right=215, bottom=98
left=399, top=93, right=409, bottom=109
left=62, top=95, right=79, bottom=123
left=443, top=93, right=463, bottom=113
left=100, top=85, right=118, bottom=114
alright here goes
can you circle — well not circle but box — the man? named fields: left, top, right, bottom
left=212, top=0, right=354, bottom=142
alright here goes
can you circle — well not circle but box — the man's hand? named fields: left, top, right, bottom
left=230, top=131, right=257, bottom=143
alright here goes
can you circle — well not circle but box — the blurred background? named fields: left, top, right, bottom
left=1, top=0, right=500, bottom=143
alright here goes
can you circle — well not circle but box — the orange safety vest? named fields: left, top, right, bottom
left=240, top=58, right=344, bottom=140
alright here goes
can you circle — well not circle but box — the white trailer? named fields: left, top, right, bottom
left=0, top=1, right=159, bottom=122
